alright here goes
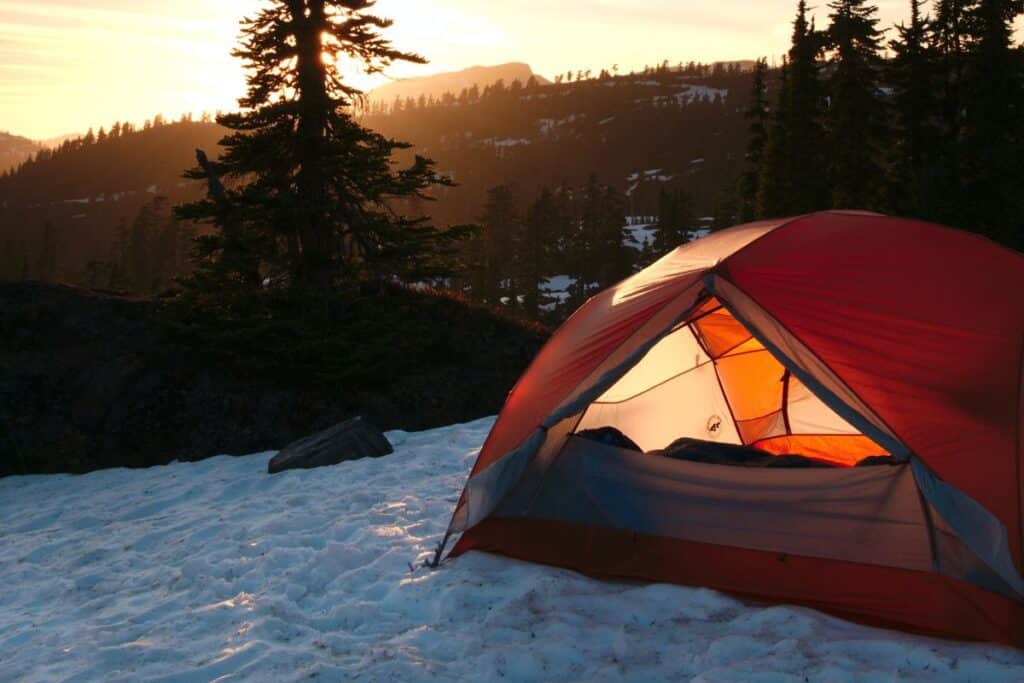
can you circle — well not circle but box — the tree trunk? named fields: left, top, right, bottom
left=293, top=0, right=333, bottom=290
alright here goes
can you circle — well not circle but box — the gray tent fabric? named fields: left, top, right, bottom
left=499, top=437, right=932, bottom=571
left=493, top=437, right=1018, bottom=597
left=911, top=457, right=1024, bottom=599
left=450, top=427, right=546, bottom=534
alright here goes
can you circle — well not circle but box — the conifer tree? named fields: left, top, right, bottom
left=787, top=1, right=828, bottom=212
left=757, top=61, right=794, bottom=217
left=572, top=175, right=629, bottom=297
left=886, top=0, right=939, bottom=216
left=176, top=0, right=465, bottom=294
left=470, top=185, right=519, bottom=304
left=740, top=58, right=769, bottom=221
left=758, top=2, right=827, bottom=217
left=960, top=0, right=1024, bottom=246
left=930, top=0, right=974, bottom=224
left=653, top=188, right=695, bottom=253
left=824, top=0, right=889, bottom=209
left=517, top=188, right=560, bottom=318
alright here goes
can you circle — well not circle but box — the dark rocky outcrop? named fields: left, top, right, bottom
left=268, top=416, right=393, bottom=474
left=0, top=282, right=546, bottom=476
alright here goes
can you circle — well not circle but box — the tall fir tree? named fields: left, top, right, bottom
left=757, top=60, right=794, bottom=218
left=787, top=1, right=829, bottom=212
left=739, top=58, right=770, bottom=221
left=960, top=0, right=1024, bottom=247
left=758, top=2, right=827, bottom=217
left=516, top=188, right=559, bottom=318
left=930, top=0, right=974, bottom=225
left=176, top=0, right=466, bottom=295
left=886, top=0, right=939, bottom=217
left=653, top=187, right=695, bottom=253
left=578, top=175, right=630, bottom=294
left=470, top=185, right=519, bottom=304
left=824, top=0, right=889, bottom=209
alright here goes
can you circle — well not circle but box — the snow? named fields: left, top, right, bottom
left=482, top=138, right=531, bottom=148
left=539, top=274, right=577, bottom=311
left=597, top=116, right=615, bottom=126
left=2, top=419, right=1023, bottom=681
left=538, top=114, right=582, bottom=135
left=624, top=223, right=656, bottom=250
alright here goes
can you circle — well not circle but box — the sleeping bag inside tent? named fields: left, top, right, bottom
left=439, top=212, right=1024, bottom=646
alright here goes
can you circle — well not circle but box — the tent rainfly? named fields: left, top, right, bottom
left=437, top=212, right=1024, bottom=646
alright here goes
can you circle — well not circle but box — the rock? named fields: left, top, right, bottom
left=268, top=416, right=394, bottom=474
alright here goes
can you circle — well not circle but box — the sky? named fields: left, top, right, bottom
left=0, top=1, right=1016, bottom=140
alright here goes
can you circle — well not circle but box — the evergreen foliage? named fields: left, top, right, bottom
left=959, top=0, right=1024, bottom=248
left=886, top=0, right=940, bottom=216
left=469, top=185, right=520, bottom=305
left=654, top=187, right=697, bottom=252
left=739, top=59, right=769, bottom=222
left=758, top=2, right=829, bottom=217
left=567, top=175, right=631, bottom=305
left=824, top=0, right=889, bottom=209
left=516, top=188, right=561, bottom=317
left=175, top=0, right=470, bottom=295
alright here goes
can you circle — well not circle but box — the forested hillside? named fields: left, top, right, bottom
left=0, top=64, right=752, bottom=306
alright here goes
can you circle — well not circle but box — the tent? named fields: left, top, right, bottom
left=438, top=212, right=1024, bottom=646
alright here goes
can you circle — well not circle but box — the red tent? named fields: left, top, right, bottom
left=441, top=212, right=1024, bottom=646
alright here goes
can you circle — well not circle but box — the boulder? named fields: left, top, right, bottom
left=268, top=416, right=393, bottom=474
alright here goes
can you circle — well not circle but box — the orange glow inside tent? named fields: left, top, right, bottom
left=575, top=297, right=887, bottom=466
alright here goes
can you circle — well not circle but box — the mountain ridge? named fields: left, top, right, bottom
left=367, top=62, right=550, bottom=105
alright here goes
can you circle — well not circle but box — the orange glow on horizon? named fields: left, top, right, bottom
left=1, top=1, right=1021, bottom=140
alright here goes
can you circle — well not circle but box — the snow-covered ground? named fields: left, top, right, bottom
left=2, top=418, right=1023, bottom=681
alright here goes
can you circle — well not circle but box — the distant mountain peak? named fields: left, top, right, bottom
left=367, top=62, right=549, bottom=104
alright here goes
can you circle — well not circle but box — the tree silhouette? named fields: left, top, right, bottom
left=739, top=58, right=769, bottom=221
left=177, top=0, right=467, bottom=293
left=886, top=0, right=939, bottom=217
left=824, top=0, right=888, bottom=209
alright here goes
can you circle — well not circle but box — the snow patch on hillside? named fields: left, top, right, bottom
left=624, top=223, right=657, bottom=250
left=1, top=420, right=1022, bottom=681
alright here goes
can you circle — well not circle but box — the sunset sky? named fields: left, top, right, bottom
left=0, top=1, right=1018, bottom=140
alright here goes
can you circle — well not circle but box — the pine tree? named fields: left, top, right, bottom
left=740, top=58, right=769, bottom=221
left=757, top=60, right=794, bottom=217
left=653, top=188, right=695, bottom=253
left=570, top=175, right=629, bottom=299
left=470, top=185, right=519, bottom=304
left=930, top=0, right=974, bottom=226
left=176, top=0, right=466, bottom=294
left=886, top=0, right=939, bottom=216
left=758, top=2, right=827, bottom=217
left=824, top=0, right=889, bottom=210
left=960, top=0, right=1024, bottom=247
left=787, top=1, right=828, bottom=212
left=517, top=187, right=559, bottom=318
